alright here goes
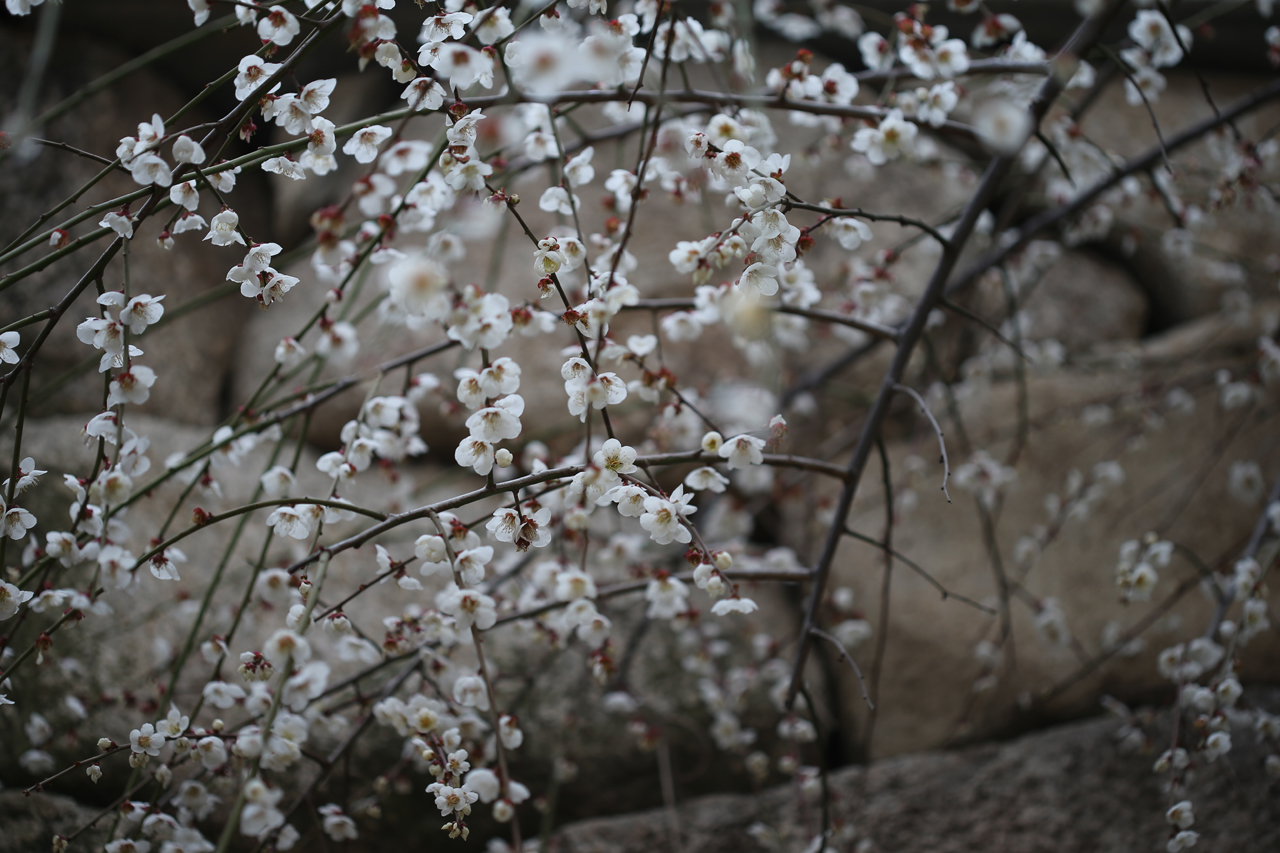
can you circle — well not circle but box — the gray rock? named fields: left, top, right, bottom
left=0, top=789, right=107, bottom=853
left=1012, top=248, right=1149, bottom=353
left=806, top=299, right=1280, bottom=761
left=553, top=709, right=1280, bottom=853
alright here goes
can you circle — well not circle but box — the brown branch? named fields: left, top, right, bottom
left=783, top=0, right=1130, bottom=710
left=810, top=627, right=874, bottom=710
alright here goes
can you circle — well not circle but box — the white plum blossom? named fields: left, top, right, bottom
left=263, top=629, right=310, bottom=668
left=204, top=210, right=245, bottom=246
left=465, top=395, right=524, bottom=443
left=106, top=366, right=158, bottom=407
left=389, top=255, right=451, bottom=318
left=1166, top=801, right=1195, bottom=831
left=262, top=156, right=307, bottom=180
left=129, top=723, right=165, bottom=756
left=685, top=466, right=731, bottom=493
left=975, top=99, right=1033, bottom=155
left=487, top=506, right=553, bottom=551
left=452, top=675, right=490, bottom=710
left=100, top=210, right=134, bottom=239
left=0, top=332, right=20, bottom=365
left=828, top=217, right=873, bottom=250
left=720, top=434, right=765, bottom=469
left=0, top=580, right=34, bottom=619
left=852, top=110, right=918, bottom=165
left=343, top=125, right=393, bottom=164
left=858, top=31, right=894, bottom=70
left=257, top=7, right=300, bottom=45
left=171, top=135, right=205, bottom=164
left=234, top=56, right=282, bottom=100
left=421, top=11, right=473, bottom=43
left=128, top=153, right=173, bottom=188
left=266, top=506, right=311, bottom=540
left=539, top=186, right=580, bottom=216
left=455, top=435, right=496, bottom=476
left=505, top=32, right=580, bottom=95
left=439, top=584, right=497, bottom=631
left=639, top=486, right=696, bottom=545
left=428, top=44, right=495, bottom=90
left=645, top=574, right=690, bottom=619
left=738, top=262, right=779, bottom=298
left=712, top=596, right=759, bottom=616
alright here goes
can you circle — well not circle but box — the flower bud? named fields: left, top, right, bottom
left=713, top=550, right=733, bottom=571
left=495, top=448, right=513, bottom=468
left=97, top=738, right=114, bottom=751
left=701, top=431, right=724, bottom=453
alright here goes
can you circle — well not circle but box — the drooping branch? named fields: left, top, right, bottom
left=783, top=0, right=1132, bottom=711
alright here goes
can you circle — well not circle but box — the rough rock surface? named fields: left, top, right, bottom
left=553, top=711, right=1280, bottom=853
left=976, top=245, right=1149, bottom=354
left=809, top=300, right=1280, bottom=760
left=0, top=789, right=107, bottom=853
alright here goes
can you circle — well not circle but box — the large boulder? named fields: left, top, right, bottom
left=553, top=701, right=1280, bottom=853
left=0, top=789, right=107, bottom=853
left=799, top=299, right=1280, bottom=760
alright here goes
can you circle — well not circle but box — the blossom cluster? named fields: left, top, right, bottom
left=0, top=2, right=1278, bottom=853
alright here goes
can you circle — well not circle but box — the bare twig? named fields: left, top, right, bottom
left=810, top=628, right=874, bottom=710
left=893, top=383, right=952, bottom=503
left=842, top=527, right=995, bottom=614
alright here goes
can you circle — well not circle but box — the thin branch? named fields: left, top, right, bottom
left=1034, top=129, right=1076, bottom=189
left=947, top=75, right=1280, bottom=298
left=783, top=0, right=1129, bottom=710
left=893, top=383, right=952, bottom=503
left=810, top=628, right=874, bottom=710
left=783, top=200, right=953, bottom=250
left=853, top=58, right=1051, bottom=84
left=28, top=137, right=121, bottom=168
left=623, top=298, right=900, bottom=342
left=1100, top=43, right=1172, bottom=172
left=842, top=527, right=995, bottom=614
left=937, top=297, right=1032, bottom=362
